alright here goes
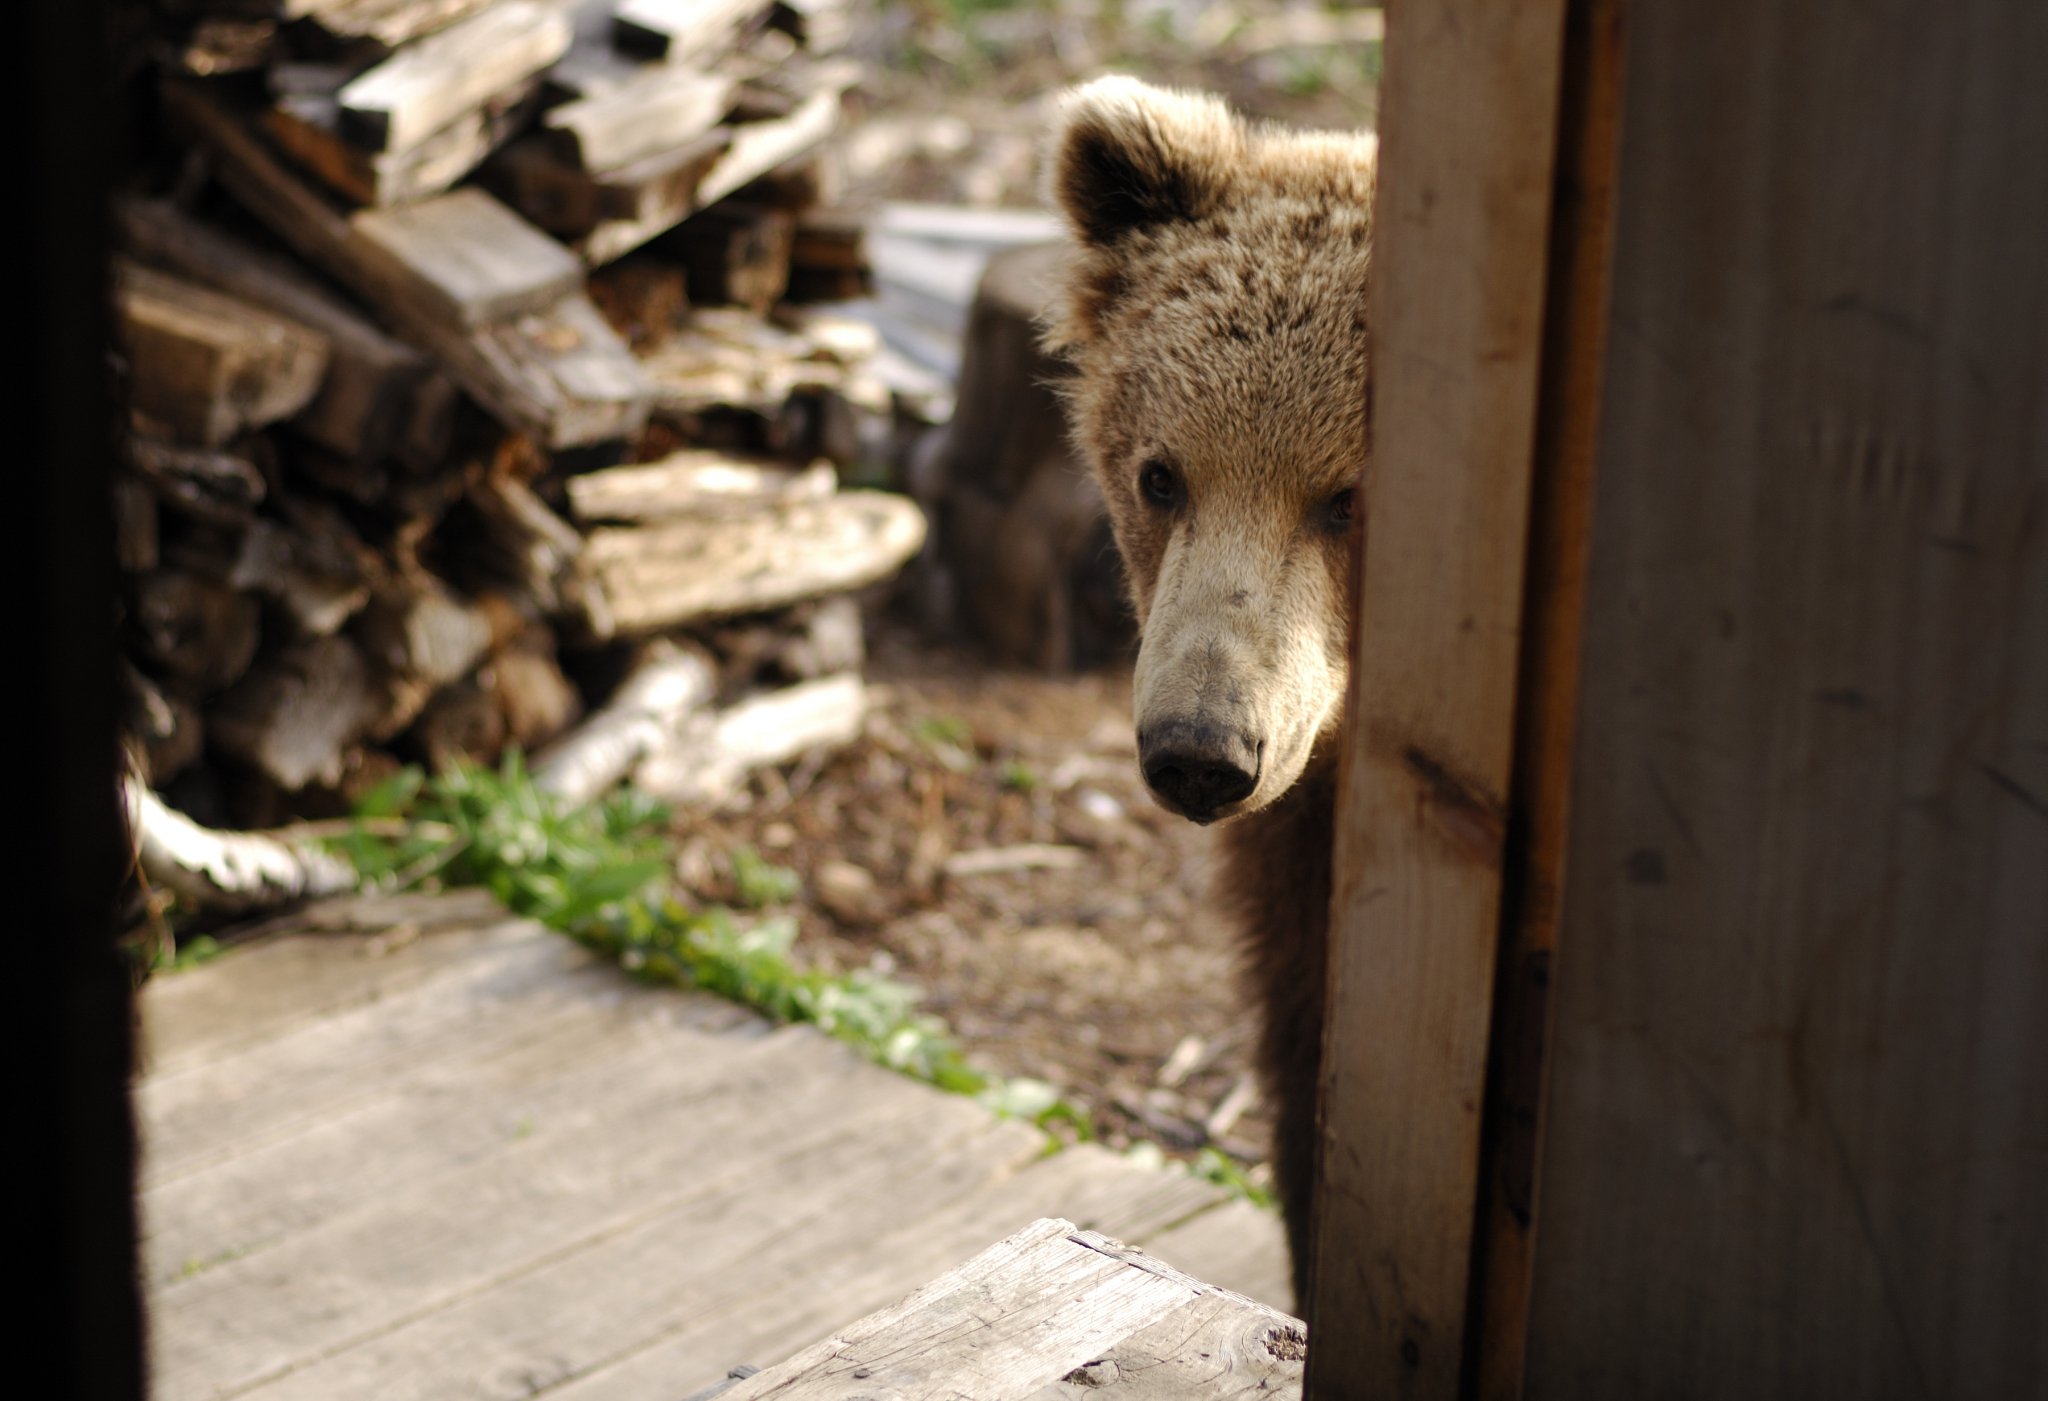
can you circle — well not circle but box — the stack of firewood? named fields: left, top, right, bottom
left=117, top=0, right=938, bottom=877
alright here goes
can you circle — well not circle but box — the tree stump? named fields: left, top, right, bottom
left=933, top=240, right=1131, bottom=673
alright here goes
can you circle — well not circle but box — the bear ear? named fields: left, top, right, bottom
left=1048, top=76, right=1241, bottom=248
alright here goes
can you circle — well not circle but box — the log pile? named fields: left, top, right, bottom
left=118, top=0, right=935, bottom=860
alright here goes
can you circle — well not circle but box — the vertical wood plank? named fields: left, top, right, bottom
left=1468, top=1, right=1629, bottom=1396
left=1526, top=0, right=2048, bottom=1395
left=1307, top=2, right=1573, bottom=1395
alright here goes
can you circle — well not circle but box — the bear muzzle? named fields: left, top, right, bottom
left=1138, top=720, right=1263, bottom=824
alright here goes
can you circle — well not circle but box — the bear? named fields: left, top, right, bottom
left=1041, top=75, right=1377, bottom=1305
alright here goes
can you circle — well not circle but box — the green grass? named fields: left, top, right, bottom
left=333, top=755, right=1084, bottom=1126
left=329, top=754, right=1266, bottom=1208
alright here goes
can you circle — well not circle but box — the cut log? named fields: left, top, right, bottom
left=634, top=671, right=865, bottom=805
left=581, top=488, right=925, bottom=634
left=532, top=638, right=718, bottom=805
left=211, top=634, right=384, bottom=791
left=541, top=66, right=735, bottom=174
left=227, top=506, right=380, bottom=638
left=350, top=187, right=585, bottom=329
left=266, top=76, right=543, bottom=206
left=117, top=199, right=431, bottom=462
left=289, top=0, right=498, bottom=51
left=123, top=663, right=205, bottom=786
left=695, top=84, right=843, bottom=209
left=664, top=201, right=796, bottom=313
left=116, top=261, right=330, bottom=447
left=129, top=569, right=263, bottom=694
left=611, top=0, right=765, bottom=62
left=125, top=773, right=358, bottom=914
left=165, top=81, right=652, bottom=447
left=335, top=0, right=572, bottom=153
left=562, top=449, right=834, bottom=523
left=487, top=639, right=583, bottom=752
left=114, top=477, right=160, bottom=573
left=356, top=576, right=495, bottom=690
left=127, top=439, right=266, bottom=528
left=784, top=205, right=871, bottom=302
left=465, top=471, right=614, bottom=629
left=707, top=592, right=863, bottom=686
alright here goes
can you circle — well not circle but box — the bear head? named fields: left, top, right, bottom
left=1044, top=76, right=1376, bottom=825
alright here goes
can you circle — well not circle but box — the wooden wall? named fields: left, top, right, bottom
left=1523, top=0, right=2048, bottom=1395
left=1313, top=0, right=2047, bottom=1396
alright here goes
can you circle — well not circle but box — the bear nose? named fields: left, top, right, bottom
left=1139, top=723, right=1262, bottom=822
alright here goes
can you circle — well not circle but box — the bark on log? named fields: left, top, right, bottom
left=531, top=638, right=718, bottom=805
left=633, top=671, right=865, bottom=805
left=125, top=772, right=357, bottom=914
left=580, top=488, right=925, bottom=635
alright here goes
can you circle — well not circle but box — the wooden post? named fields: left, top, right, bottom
left=1307, top=3, right=1575, bottom=1395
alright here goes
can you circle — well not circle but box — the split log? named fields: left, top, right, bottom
left=540, top=67, right=736, bottom=174
left=117, top=199, right=435, bottom=463
left=127, top=439, right=266, bottom=528
left=784, top=206, right=870, bottom=302
left=487, top=639, right=584, bottom=752
left=210, top=634, right=384, bottom=790
left=694, top=83, right=843, bottom=210
left=464, top=471, right=612, bottom=627
left=129, top=569, right=262, bottom=694
left=125, top=772, right=359, bottom=914
left=663, top=201, right=796, bottom=313
left=532, top=638, right=717, bottom=805
left=116, top=261, right=330, bottom=446
left=227, top=506, right=380, bottom=638
left=166, top=84, right=651, bottom=448
left=611, top=0, right=765, bottom=62
left=562, top=448, right=834, bottom=523
left=634, top=671, right=865, bottom=806
left=266, top=76, right=543, bottom=206
left=335, top=0, right=571, bottom=153
left=289, top=0, right=498, bottom=51
left=580, top=488, right=925, bottom=634
left=123, top=663, right=205, bottom=786
left=707, top=592, right=863, bottom=686
left=351, top=186, right=585, bottom=329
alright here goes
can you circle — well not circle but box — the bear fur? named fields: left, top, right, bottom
left=1042, top=76, right=1377, bottom=1304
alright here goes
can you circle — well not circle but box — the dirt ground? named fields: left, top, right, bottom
left=665, top=0, right=1384, bottom=1188
left=677, top=615, right=1276, bottom=1185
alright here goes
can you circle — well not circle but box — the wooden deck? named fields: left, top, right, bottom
left=136, top=890, right=1290, bottom=1401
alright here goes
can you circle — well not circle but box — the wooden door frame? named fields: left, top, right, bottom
left=1306, top=2, right=1627, bottom=1396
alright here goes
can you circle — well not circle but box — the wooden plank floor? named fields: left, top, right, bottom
left=137, top=891, right=1291, bottom=1401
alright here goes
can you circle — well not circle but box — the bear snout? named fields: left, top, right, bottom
left=1138, top=721, right=1263, bottom=823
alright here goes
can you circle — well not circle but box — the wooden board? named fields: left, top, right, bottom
left=718, top=1219, right=1305, bottom=1400
left=1308, top=2, right=1571, bottom=1397
left=1519, top=1, right=2048, bottom=1397
left=137, top=892, right=1289, bottom=1401
left=335, top=0, right=571, bottom=153
left=350, top=186, right=585, bottom=328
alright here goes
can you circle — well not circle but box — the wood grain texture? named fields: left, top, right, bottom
left=164, top=82, right=650, bottom=447
left=720, top=1221, right=1305, bottom=1401
left=335, top=0, right=569, bottom=152
left=1467, top=1, right=1627, bottom=1395
left=1523, top=1, right=2048, bottom=1397
left=582, top=489, right=926, bottom=634
left=137, top=893, right=1290, bottom=1401
left=1307, top=2, right=1572, bottom=1396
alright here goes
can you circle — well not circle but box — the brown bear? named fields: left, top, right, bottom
left=1042, top=76, right=1377, bottom=1305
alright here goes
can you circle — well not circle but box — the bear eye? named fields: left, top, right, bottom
left=1327, top=488, right=1357, bottom=530
left=1139, top=459, right=1182, bottom=508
